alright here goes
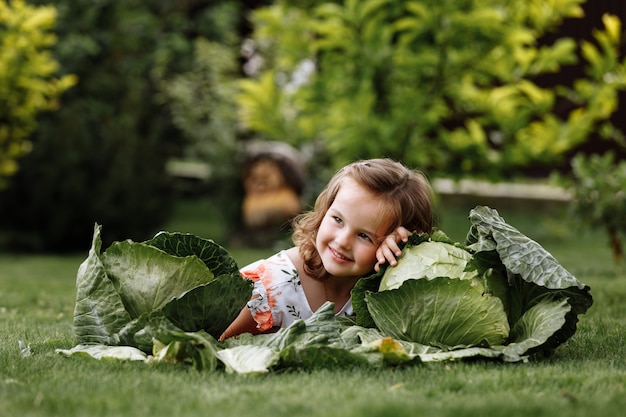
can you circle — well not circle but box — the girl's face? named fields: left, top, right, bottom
left=315, top=178, right=392, bottom=278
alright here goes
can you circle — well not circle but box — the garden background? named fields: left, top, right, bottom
left=1, top=1, right=625, bottom=416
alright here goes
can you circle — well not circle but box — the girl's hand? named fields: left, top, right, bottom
left=374, top=226, right=412, bottom=272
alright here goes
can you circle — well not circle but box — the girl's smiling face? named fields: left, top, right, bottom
left=315, top=178, right=392, bottom=278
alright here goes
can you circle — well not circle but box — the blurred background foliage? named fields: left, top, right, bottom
left=0, top=0, right=267, bottom=251
left=0, top=0, right=625, bottom=252
left=238, top=0, right=625, bottom=177
left=0, top=0, right=76, bottom=188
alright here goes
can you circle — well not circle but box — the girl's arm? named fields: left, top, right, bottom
left=374, top=226, right=412, bottom=272
left=219, top=305, right=261, bottom=341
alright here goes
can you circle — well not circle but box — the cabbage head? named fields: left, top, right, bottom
left=369, top=239, right=510, bottom=347
left=70, top=224, right=253, bottom=357
left=352, top=206, right=593, bottom=361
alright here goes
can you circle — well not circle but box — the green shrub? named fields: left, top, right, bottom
left=568, top=152, right=626, bottom=263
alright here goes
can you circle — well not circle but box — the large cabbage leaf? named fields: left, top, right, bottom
left=367, top=277, right=510, bottom=347
left=100, top=240, right=214, bottom=318
left=72, top=224, right=252, bottom=350
left=501, top=298, right=571, bottom=359
left=142, top=231, right=250, bottom=337
left=467, top=206, right=585, bottom=290
left=162, top=273, right=255, bottom=337
left=379, top=241, right=478, bottom=291
left=466, top=206, right=593, bottom=353
left=73, top=225, right=134, bottom=345
left=145, top=231, right=239, bottom=277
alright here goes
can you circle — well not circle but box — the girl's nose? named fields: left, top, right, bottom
left=335, top=229, right=352, bottom=249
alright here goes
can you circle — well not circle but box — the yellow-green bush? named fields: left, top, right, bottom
left=0, top=0, right=76, bottom=187
left=237, top=0, right=626, bottom=179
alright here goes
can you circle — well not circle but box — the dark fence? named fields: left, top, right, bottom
left=545, top=1, right=626, bottom=159
left=574, top=0, right=626, bottom=37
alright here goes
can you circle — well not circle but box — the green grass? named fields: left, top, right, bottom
left=1, top=198, right=625, bottom=417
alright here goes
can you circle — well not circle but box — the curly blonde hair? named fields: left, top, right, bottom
left=291, top=158, right=433, bottom=281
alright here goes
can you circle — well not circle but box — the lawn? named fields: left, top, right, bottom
left=0, top=198, right=624, bottom=417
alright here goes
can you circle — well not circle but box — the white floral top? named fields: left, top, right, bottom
left=241, top=250, right=353, bottom=331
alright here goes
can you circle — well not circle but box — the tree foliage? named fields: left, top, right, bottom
left=565, top=14, right=626, bottom=263
left=0, top=0, right=248, bottom=251
left=0, top=0, right=76, bottom=188
left=237, top=0, right=626, bottom=178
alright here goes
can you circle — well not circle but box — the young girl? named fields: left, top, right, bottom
left=219, top=158, right=433, bottom=340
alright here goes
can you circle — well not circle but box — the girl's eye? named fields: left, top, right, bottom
left=333, top=216, right=343, bottom=224
left=358, top=233, right=372, bottom=242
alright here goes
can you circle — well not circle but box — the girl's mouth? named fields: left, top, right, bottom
left=330, top=247, right=352, bottom=262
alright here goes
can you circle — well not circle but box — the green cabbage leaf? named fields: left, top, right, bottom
left=70, top=224, right=253, bottom=351
left=366, top=277, right=510, bottom=348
